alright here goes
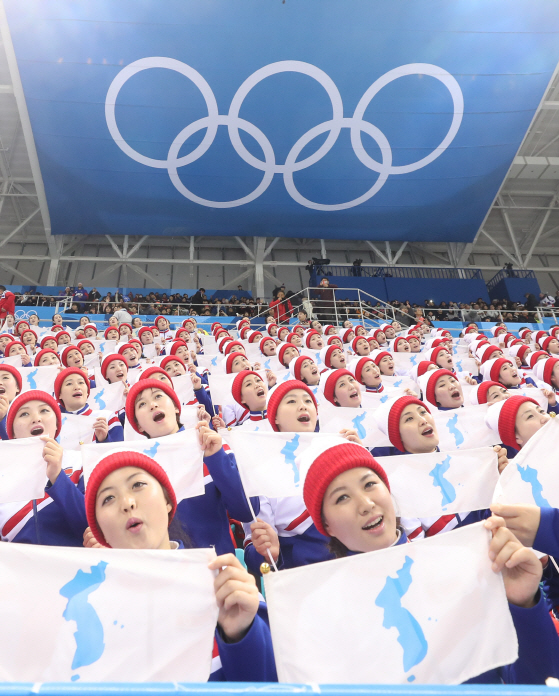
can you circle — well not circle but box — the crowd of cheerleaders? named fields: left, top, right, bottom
left=2, top=313, right=559, bottom=682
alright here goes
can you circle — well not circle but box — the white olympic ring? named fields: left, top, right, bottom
left=105, top=59, right=463, bottom=211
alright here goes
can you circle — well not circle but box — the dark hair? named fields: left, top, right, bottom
left=0, top=285, right=5, bottom=292
left=168, top=516, right=193, bottom=548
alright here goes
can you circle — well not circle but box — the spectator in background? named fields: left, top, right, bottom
left=59, top=286, right=71, bottom=298
left=190, top=288, right=207, bottom=313
left=0, top=285, right=15, bottom=321
left=272, top=283, right=286, bottom=300
left=73, top=282, right=88, bottom=311
left=113, top=303, right=132, bottom=325
left=312, top=277, right=338, bottom=322
left=540, top=292, right=555, bottom=308
left=524, top=292, right=538, bottom=314
left=88, top=287, right=101, bottom=308
left=269, top=288, right=293, bottom=324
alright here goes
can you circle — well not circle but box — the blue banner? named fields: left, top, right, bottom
left=5, top=0, right=559, bottom=241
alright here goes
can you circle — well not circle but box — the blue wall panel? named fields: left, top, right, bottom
left=489, top=277, right=541, bottom=305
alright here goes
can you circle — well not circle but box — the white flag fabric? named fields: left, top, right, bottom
left=84, top=352, right=101, bottom=369
left=0, top=544, right=218, bottom=682
left=0, top=438, right=47, bottom=502
left=59, top=412, right=111, bottom=451
left=142, top=343, right=158, bottom=360
left=171, top=373, right=195, bottom=405
left=514, top=387, right=548, bottom=410
left=361, top=388, right=406, bottom=409
left=495, top=417, right=559, bottom=512
left=223, top=430, right=346, bottom=498
left=261, top=356, right=285, bottom=372
left=195, top=354, right=222, bottom=372
left=381, top=375, right=419, bottom=392
left=264, top=522, right=517, bottom=684
left=208, top=370, right=268, bottom=406
left=20, top=365, right=59, bottom=394
left=320, top=405, right=390, bottom=447
left=0, top=355, right=22, bottom=368
left=89, top=381, right=125, bottom=413
left=376, top=447, right=498, bottom=518
left=453, top=356, right=479, bottom=376
left=434, top=405, right=496, bottom=451
left=81, top=428, right=205, bottom=501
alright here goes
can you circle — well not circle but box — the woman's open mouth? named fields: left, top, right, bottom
left=72, top=391, right=83, bottom=398
left=349, top=390, right=359, bottom=399
left=30, top=425, right=44, bottom=436
left=362, top=515, right=384, bottom=532
left=421, top=427, right=434, bottom=437
left=256, top=388, right=266, bottom=397
left=297, top=414, right=310, bottom=423
left=451, top=390, right=461, bottom=399
left=0, top=386, right=5, bottom=395
left=311, top=367, right=318, bottom=375
left=152, top=411, right=165, bottom=423
left=126, top=518, right=143, bottom=533
left=116, top=372, right=124, bottom=379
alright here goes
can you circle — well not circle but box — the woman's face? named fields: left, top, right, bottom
left=268, top=325, right=278, bottom=337
left=65, top=349, right=84, bottom=368
left=356, top=326, right=367, bottom=337
left=79, top=317, right=89, bottom=327
left=378, top=355, right=395, bottom=375
left=134, top=387, right=180, bottom=438
left=59, top=373, right=88, bottom=411
left=498, top=361, right=521, bottom=387
left=375, top=331, right=386, bottom=344
left=322, top=468, right=397, bottom=554
left=9, top=343, right=26, bottom=357
left=278, top=328, right=289, bottom=342
left=308, top=334, right=324, bottom=350
left=392, top=322, right=402, bottom=333
left=120, top=326, right=132, bottom=336
left=367, top=338, right=379, bottom=351
left=106, top=359, right=128, bottom=384
left=547, top=338, right=559, bottom=355
left=58, top=334, right=71, bottom=345
left=81, top=342, right=95, bottom=355
left=0, top=336, right=10, bottom=352
left=12, top=400, right=58, bottom=439
left=262, top=340, right=276, bottom=356
left=396, top=340, right=410, bottom=353
left=106, top=329, right=119, bottom=340
left=436, top=350, right=454, bottom=371
left=157, top=318, right=168, bottom=330
left=141, top=331, right=153, bottom=345
left=39, top=352, right=60, bottom=366
left=399, top=403, right=439, bottom=453
left=21, top=332, right=36, bottom=347
left=354, top=338, right=370, bottom=356
left=240, top=374, right=267, bottom=411
left=231, top=354, right=251, bottom=372
left=0, top=370, right=19, bottom=402
left=299, top=359, right=319, bottom=385
left=290, top=335, right=302, bottom=347
left=486, top=385, right=510, bottom=403
left=109, top=316, right=118, bottom=326
left=329, top=348, right=346, bottom=369
left=173, top=345, right=190, bottom=362
left=311, top=321, right=322, bottom=333
left=384, top=327, right=396, bottom=340
left=250, top=333, right=263, bottom=344
left=329, top=337, right=343, bottom=348
left=333, top=374, right=362, bottom=408
left=515, top=402, right=551, bottom=448
left=122, top=347, right=139, bottom=366
left=275, top=388, right=317, bottom=432
left=42, top=338, right=58, bottom=351
left=294, top=326, right=305, bottom=337
left=95, top=467, right=172, bottom=550
left=343, top=320, right=352, bottom=329
left=326, top=326, right=336, bottom=336
left=281, top=346, right=299, bottom=366
left=343, top=331, right=355, bottom=343
left=360, top=360, right=381, bottom=388
left=408, top=336, right=421, bottom=352
left=164, top=359, right=187, bottom=377
left=133, top=318, right=143, bottom=328
left=29, top=315, right=39, bottom=326
left=433, top=374, right=464, bottom=409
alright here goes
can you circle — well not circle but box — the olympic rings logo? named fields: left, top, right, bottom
left=106, top=59, right=463, bottom=211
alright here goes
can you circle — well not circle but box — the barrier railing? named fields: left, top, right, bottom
left=311, top=265, right=483, bottom=280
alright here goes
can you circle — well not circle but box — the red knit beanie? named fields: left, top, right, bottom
left=101, top=354, right=127, bottom=379
left=20, top=329, right=37, bottom=343
left=218, top=336, right=234, bottom=353
left=225, top=351, right=248, bottom=374
left=154, top=315, right=167, bottom=327
left=15, top=320, right=29, bottom=334
left=341, top=328, right=354, bottom=343
left=431, top=338, right=447, bottom=348
left=211, top=322, right=223, bottom=332
left=550, top=326, right=559, bottom=338
left=104, top=327, right=119, bottom=339
left=305, top=330, right=321, bottom=348
left=138, top=327, right=153, bottom=341
left=119, top=323, right=132, bottom=334
left=40, top=336, right=58, bottom=349
left=231, top=370, right=262, bottom=406
left=372, top=328, right=386, bottom=341
left=54, top=367, right=91, bottom=401
left=125, top=379, right=181, bottom=434
left=78, top=339, right=95, bottom=353
left=140, top=366, right=174, bottom=385
left=34, top=348, right=60, bottom=366
left=61, top=345, right=83, bottom=367
left=278, top=343, right=299, bottom=367
left=327, top=335, right=343, bottom=346
left=420, top=369, right=456, bottom=407
left=480, top=345, right=502, bottom=364
left=0, top=363, right=22, bottom=391
left=214, top=327, right=228, bottom=341
left=85, top=451, right=177, bottom=547
left=392, top=337, right=409, bottom=351
left=321, top=369, right=354, bottom=406
left=7, top=390, right=62, bottom=439
left=289, top=355, right=310, bottom=381
left=160, top=355, right=186, bottom=372
left=303, top=443, right=390, bottom=536
left=417, top=361, right=437, bottom=378
left=321, top=344, right=340, bottom=369
left=514, top=344, right=531, bottom=363
left=286, top=332, right=299, bottom=344
left=266, top=380, right=317, bottom=432
left=528, top=350, right=549, bottom=369
left=267, top=323, right=278, bottom=336
left=490, top=357, right=514, bottom=382
left=351, top=336, right=367, bottom=353
left=118, top=343, right=136, bottom=359
left=240, top=326, right=251, bottom=340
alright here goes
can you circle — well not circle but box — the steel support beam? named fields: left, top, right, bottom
left=479, top=229, right=519, bottom=266
left=234, top=236, right=255, bottom=260
left=0, top=260, right=38, bottom=285
left=254, top=237, right=267, bottom=298
left=365, top=241, right=389, bottom=265
left=524, top=196, right=557, bottom=267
